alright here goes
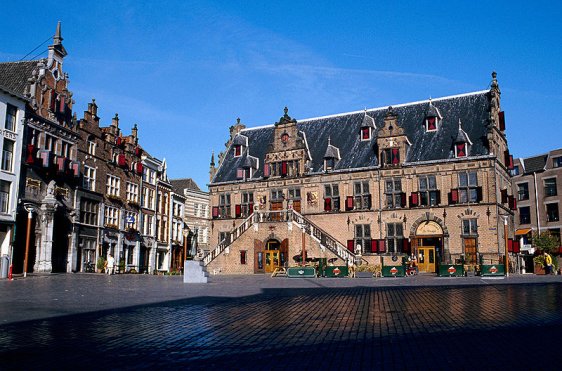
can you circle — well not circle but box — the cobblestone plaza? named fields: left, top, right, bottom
left=1, top=274, right=561, bottom=370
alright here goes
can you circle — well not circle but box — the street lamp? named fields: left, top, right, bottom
left=22, top=204, right=35, bottom=278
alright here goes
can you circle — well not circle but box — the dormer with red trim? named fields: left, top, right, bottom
left=232, top=134, right=248, bottom=158
left=360, top=110, right=376, bottom=141
left=425, top=99, right=443, bottom=132
left=453, top=119, right=472, bottom=158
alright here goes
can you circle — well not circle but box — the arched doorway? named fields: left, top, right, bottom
left=411, top=219, right=446, bottom=273
left=255, top=238, right=288, bottom=273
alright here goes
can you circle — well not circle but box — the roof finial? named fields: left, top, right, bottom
left=284, top=106, right=289, bottom=117
left=236, top=117, right=241, bottom=124
left=54, top=21, right=63, bottom=45
left=491, top=71, right=498, bottom=89
left=210, top=151, right=215, bottom=166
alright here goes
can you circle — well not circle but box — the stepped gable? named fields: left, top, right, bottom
left=0, top=60, right=39, bottom=96
left=212, top=90, right=491, bottom=183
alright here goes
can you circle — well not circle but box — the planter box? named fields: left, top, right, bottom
left=534, top=264, right=545, bottom=275
left=438, top=264, right=465, bottom=277
left=287, top=266, right=316, bottom=278
left=382, top=265, right=405, bottom=277
left=480, top=264, right=505, bottom=276
left=324, top=265, right=349, bottom=278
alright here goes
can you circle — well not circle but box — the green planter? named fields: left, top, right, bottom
left=287, top=266, right=316, bottom=278
left=438, top=264, right=465, bottom=277
left=382, top=265, right=405, bottom=277
left=324, top=265, right=349, bottom=278
left=480, top=264, right=505, bottom=276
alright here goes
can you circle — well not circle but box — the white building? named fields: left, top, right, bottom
left=0, top=84, right=26, bottom=263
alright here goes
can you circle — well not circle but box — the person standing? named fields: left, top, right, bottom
left=544, top=252, right=553, bottom=275
left=106, top=254, right=115, bottom=275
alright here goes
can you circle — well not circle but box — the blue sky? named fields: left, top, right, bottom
left=2, top=1, right=561, bottom=189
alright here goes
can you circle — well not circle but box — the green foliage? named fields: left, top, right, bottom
left=532, top=231, right=560, bottom=255
left=96, top=257, right=106, bottom=270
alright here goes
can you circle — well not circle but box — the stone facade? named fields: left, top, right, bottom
left=207, top=74, right=516, bottom=275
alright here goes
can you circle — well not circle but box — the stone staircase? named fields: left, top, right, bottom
left=203, top=209, right=356, bottom=266
left=183, top=260, right=209, bottom=283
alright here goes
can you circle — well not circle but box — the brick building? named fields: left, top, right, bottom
left=206, top=73, right=517, bottom=275
left=511, top=148, right=562, bottom=270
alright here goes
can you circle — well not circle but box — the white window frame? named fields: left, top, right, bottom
left=83, top=166, right=96, bottom=191
left=106, top=174, right=121, bottom=197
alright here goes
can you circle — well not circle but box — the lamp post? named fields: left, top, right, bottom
left=22, top=204, right=35, bottom=278
left=503, top=215, right=509, bottom=278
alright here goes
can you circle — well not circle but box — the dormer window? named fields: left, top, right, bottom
left=425, top=99, right=443, bottom=132
left=360, top=110, right=375, bottom=141
left=455, top=143, right=467, bottom=158
left=325, top=158, right=336, bottom=171
left=453, top=119, right=472, bottom=159
left=361, top=127, right=371, bottom=140
left=426, top=116, right=438, bottom=131
left=323, top=137, right=341, bottom=171
left=234, top=145, right=242, bottom=157
left=382, top=148, right=400, bottom=166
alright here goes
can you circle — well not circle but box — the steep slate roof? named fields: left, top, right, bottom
left=0, top=60, right=40, bottom=95
left=213, top=90, right=492, bottom=184
left=170, top=178, right=201, bottom=193
left=522, top=155, right=547, bottom=174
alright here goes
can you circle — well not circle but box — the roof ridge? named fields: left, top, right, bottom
left=241, top=89, right=490, bottom=132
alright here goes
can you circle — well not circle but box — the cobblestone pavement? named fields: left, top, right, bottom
left=0, top=273, right=561, bottom=370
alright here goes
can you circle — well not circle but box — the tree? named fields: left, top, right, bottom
left=532, top=231, right=560, bottom=255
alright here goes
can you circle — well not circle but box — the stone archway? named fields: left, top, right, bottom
left=410, top=213, right=450, bottom=270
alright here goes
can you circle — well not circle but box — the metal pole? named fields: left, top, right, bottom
left=23, top=210, right=33, bottom=278
left=504, top=216, right=509, bottom=277
left=301, top=227, right=305, bottom=266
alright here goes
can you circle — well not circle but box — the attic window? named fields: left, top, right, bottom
left=324, top=158, right=336, bottom=171
left=234, top=145, right=242, bottom=157
left=426, top=117, right=438, bottom=132
left=382, top=148, right=400, bottom=167
left=236, top=167, right=251, bottom=180
left=455, top=143, right=467, bottom=158
left=361, top=127, right=371, bottom=141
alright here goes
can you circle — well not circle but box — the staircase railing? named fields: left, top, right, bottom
left=288, top=209, right=356, bottom=263
left=203, top=209, right=356, bottom=266
left=203, top=213, right=255, bottom=265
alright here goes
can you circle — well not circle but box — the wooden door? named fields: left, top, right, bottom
left=418, top=247, right=436, bottom=273
left=254, top=239, right=265, bottom=273
left=270, top=201, right=283, bottom=221
left=464, top=238, right=477, bottom=265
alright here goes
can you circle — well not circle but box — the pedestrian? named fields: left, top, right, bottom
left=347, top=259, right=355, bottom=278
left=543, top=252, right=553, bottom=275
left=106, top=253, right=115, bottom=275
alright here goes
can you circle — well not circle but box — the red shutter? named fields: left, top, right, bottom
left=347, top=240, right=354, bottom=252
left=435, top=190, right=441, bottom=205
left=324, top=198, right=332, bottom=212
left=378, top=239, right=386, bottom=253
left=26, top=144, right=35, bottom=164
left=456, top=143, right=466, bottom=157
left=410, top=192, right=418, bottom=207
left=234, top=145, right=241, bottom=156
left=235, top=204, right=242, bottom=218
left=57, top=156, right=67, bottom=173
left=508, top=155, right=514, bottom=170
left=135, top=147, right=142, bottom=157
left=508, top=239, right=513, bottom=253
left=212, top=206, right=219, bottom=219
left=392, top=148, right=400, bottom=164
left=118, top=154, right=127, bottom=167
left=371, top=239, right=379, bottom=253
left=71, top=161, right=80, bottom=177
left=281, top=161, right=288, bottom=176
left=50, top=90, right=57, bottom=111
left=136, top=162, right=143, bottom=175
left=403, top=239, right=410, bottom=254
left=427, top=117, right=436, bottom=130
left=504, top=150, right=510, bottom=168
left=346, top=196, right=354, bottom=211
left=499, top=111, right=506, bottom=131
left=450, top=189, right=459, bottom=204
left=236, top=168, right=244, bottom=179
left=400, top=192, right=407, bottom=208
left=513, top=240, right=520, bottom=253
left=361, top=127, right=370, bottom=140
left=263, top=163, right=270, bottom=178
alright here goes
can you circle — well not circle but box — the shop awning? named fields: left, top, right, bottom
left=515, top=228, right=532, bottom=235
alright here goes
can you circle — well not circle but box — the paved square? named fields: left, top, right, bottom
left=0, top=274, right=561, bottom=370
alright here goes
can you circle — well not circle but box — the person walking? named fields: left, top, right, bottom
left=544, top=252, right=553, bottom=275
left=106, top=253, right=115, bottom=275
